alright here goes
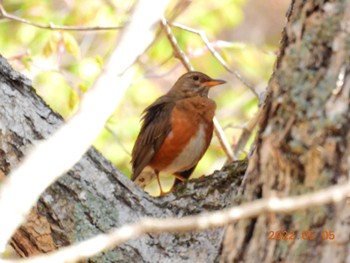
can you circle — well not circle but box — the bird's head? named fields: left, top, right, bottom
left=168, top=71, right=226, bottom=98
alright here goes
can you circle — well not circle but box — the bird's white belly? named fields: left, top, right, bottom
left=163, top=124, right=207, bottom=174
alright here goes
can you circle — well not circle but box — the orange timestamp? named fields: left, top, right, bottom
left=268, top=230, right=335, bottom=241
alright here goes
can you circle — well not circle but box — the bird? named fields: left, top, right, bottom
left=131, top=71, right=226, bottom=194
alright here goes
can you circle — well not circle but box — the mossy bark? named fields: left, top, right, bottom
left=221, top=0, right=350, bottom=262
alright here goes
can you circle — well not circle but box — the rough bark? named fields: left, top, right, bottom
left=221, top=0, right=350, bottom=262
left=0, top=55, right=247, bottom=262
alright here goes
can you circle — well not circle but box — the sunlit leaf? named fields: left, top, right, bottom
left=78, top=83, right=89, bottom=93
left=43, top=32, right=61, bottom=57
left=62, top=32, right=80, bottom=59
left=95, top=55, right=104, bottom=69
left=68, top=88, right=80, bottom=112
left=21, top=55, right=33, bottom=70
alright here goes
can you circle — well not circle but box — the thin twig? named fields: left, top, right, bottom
left=233, top=109, right=261, bottom=158
left=0, top=4, right=124, bottom=31
left=170, top=22, right=258, bottom=98
left=6, top=180, right=350, bottom=263
left=160, top=17, right=235, bottom=161
left=141, top=53, right=176, bottom=78
left=213, top=118, right=236, bottom=160
left=104, top=125, right=131, bottom=156
left=161, top=17, right=192, bottom=71
left=143, top=63, right=182, bottom=79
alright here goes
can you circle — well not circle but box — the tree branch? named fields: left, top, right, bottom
left=0, top=4, right=124, bottom=31
left=5, top=178, right=350, bottom=263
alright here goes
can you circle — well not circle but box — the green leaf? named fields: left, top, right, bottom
left=43, top=32, right=60, bottom=57
left=68, top=88, right=80, bottom=112
left=78, top=82, right=89, bottom=93
left=21, top=55, right=33, bottom=70
left=62, top=32, right=80, bottom=59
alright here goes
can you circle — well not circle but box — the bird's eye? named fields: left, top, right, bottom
left=192, top=75, right=199, bottom=81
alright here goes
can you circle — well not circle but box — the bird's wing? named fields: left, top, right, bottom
left=131, top=96, right=175, bottom=180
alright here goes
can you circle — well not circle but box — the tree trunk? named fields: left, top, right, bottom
left=0, top=54, right=247, bottom=262
left=221, top=0, right=350, bottom=262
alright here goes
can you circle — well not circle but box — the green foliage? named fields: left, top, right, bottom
left=0, top=0, right=284, bottom=187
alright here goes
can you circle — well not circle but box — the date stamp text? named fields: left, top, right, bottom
left=268, top=230, right=335, bottom=241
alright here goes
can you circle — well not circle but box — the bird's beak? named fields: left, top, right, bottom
left=202, top=79, right=226, bottom=88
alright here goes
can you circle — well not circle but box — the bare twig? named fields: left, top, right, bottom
left=170, top=22, right=258, bottom=98
left=0, top=4, right=124, bottom=31
left=6, top=180, right=350, bottom=263
left=104, top=125, right=131, bottom=156
left=0, top=0, right=170, bottom=253
left=213, top=118, right=236, bottom=160
left=161, top=17, right=192, bottom=71
left=233, top=109, right=261, bottom=158
left=161, top=17, right=235, bottom=161
left=143, top=63, right=182, bottom=79
left=140, top=53, right=179, bottom=78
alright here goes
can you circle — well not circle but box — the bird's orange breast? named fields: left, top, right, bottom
left=149, top=96, right=215, bottom=174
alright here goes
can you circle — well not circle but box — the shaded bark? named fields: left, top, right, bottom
left=0, top=55, right=246, bottom=262
left=221, top=0, right=350, bottom=262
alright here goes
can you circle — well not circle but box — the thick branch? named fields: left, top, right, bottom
left=5, top=168, right=350, bottom=262
left=0, top=0, right=169, bottom=252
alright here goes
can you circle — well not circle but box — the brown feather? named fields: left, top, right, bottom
left=131, top=95, right=175, bottom=180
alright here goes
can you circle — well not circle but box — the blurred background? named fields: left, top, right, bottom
left=0, top=0, right=289, bottom=193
